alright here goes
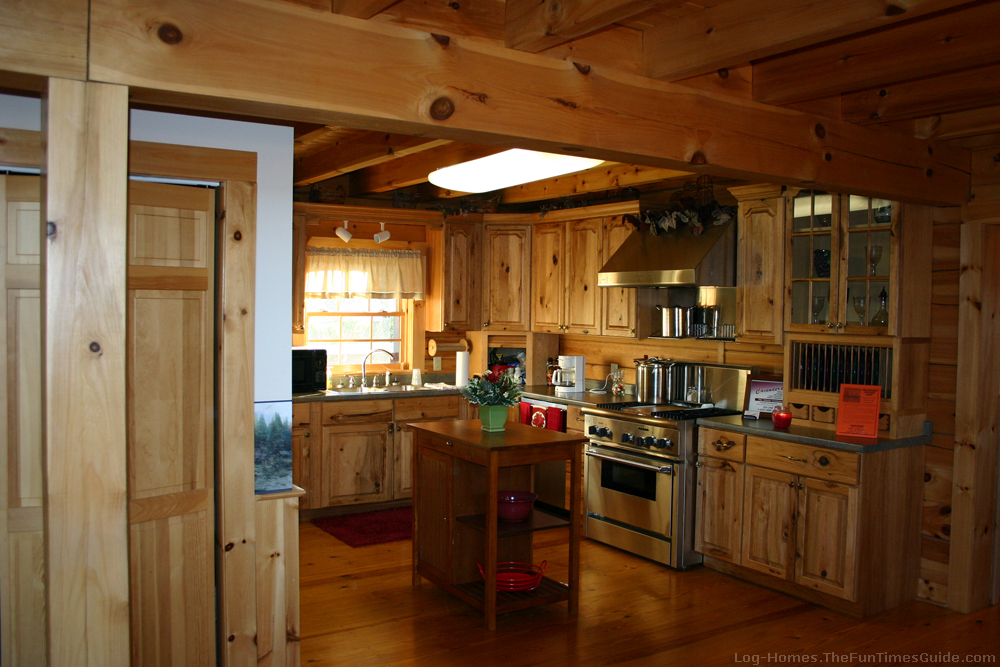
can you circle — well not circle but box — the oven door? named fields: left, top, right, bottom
left=585, top=444, right=676, bottom=538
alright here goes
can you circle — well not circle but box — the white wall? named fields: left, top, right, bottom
left=0, top=94, right=292, bottom=403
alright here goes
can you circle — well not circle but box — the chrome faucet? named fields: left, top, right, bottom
left=361, top=348, right=397, bottom=390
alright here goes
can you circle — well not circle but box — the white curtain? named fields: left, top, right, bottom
left=304, top=246, right=424, bottom=300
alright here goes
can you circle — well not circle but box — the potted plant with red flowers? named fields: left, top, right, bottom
left=460, top=370, right=522, bottom=432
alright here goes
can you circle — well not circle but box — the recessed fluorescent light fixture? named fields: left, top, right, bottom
left=335, top=220, right=353, bottom=242
left=428, top=149, right=603, bottom=193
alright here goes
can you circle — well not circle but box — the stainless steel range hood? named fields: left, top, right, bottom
left=598, top=217, right=736, bottom=288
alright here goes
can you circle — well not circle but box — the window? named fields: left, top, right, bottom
left=305, top=296, right=405, bottom=371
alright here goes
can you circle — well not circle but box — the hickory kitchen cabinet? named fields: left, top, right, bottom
left=293, top=394, right=460, bottom=510
left=694, top=421, right=925, bottom=617
left=528, top=203, right=640, bottom=338
left=439, top=221, right=482, bottom=332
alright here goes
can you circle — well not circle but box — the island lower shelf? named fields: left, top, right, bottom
left=455, top=509, right=569, bottom=535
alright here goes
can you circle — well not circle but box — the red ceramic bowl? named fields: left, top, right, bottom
left=497, top=490, right=537, bottom=522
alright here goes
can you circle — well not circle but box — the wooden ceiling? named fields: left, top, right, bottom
left=290, top=0, right=1000, bottom=205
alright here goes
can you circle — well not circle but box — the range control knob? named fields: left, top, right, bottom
left=637, top=436, right=653, bottom=448
left=620, top=433, right=634, bottom=444
left=654, top=438, right=673, bottom=449
left=588, top=425, right=599, bottom=435
left=598, top=427, right=612, bottom=438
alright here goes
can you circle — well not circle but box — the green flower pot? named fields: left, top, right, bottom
left=478, top=405, right=509, bottom=432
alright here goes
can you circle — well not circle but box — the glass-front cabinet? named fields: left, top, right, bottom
left=787, top=190, right=896, bottom=334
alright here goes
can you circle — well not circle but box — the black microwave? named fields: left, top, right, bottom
left=292, top=349, right=327, bottom=393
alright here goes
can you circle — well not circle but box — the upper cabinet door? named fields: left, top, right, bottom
left=565, top=217, right=602, bottom=335
left=787, top=190, right=841, bottom=334
left=443, top=221, right=482, bottom=331
left=600, top=215, right=637, bottom=338
left=730, top=185, right=786, bottom=344
left=531, top=222, right=565, bottom=334
left=483, top=224, right=531, bottom=331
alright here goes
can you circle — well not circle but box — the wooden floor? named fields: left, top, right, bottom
left=300, top=523, right=999, bottom=666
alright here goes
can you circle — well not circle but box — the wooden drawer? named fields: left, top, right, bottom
left=293, top=402, right=312, bottom=428
left=746, top=436, right=859, bottom=486
left=566, top=405, right=586, bottom=433
left=698, top=427, right=746, bottom=462
left=320, top=399, right=393, bottom=425
left=394, top=395, right=460, bottom=421
left=418, top=432, right=474, bottom=461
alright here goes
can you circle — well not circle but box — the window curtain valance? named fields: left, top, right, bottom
left=304, top=246, right=424, bottom=300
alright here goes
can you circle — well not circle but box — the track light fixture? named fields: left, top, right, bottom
left=373, top=222, right=391, bottom=244
left=335, top=220, right=353, bottom=242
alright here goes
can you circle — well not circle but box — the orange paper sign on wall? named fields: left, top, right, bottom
left=836, top=384, right=881, bottom=438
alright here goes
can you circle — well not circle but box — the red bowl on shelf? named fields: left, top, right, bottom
left=497, top=490, right=537, bottom=522
left=477, top=561, right=547, bottom=592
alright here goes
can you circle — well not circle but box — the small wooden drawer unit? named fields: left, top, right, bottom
left=745, top=435, right=859, bottom=485
left=320, top=399, right=394, bottom=425
left=698, top=428, right=746, bottom=462
left=393, top=395, right=459, bottom=421
left=292, top=403, right=311, bottom=428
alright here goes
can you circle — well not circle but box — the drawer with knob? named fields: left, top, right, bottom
left=745, top=436, right=859, bottom=485
left=698, top=427, right=746, bottom=462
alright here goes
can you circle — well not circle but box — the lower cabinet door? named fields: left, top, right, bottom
left=795, top=477, right=859, bottom=601
left=394, top=425, right=415, bottom=499
left=320, top=423, right=392, bottom=506
left=416, top=445, right=452, bottom=578
left=741, top=465, right=797, bottom=580
left=695, top=456, right=744, bottom=564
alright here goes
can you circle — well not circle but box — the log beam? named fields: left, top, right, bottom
left=754, top=2, right=1000, bottom=106
left=500, top=162, right=693, bottom=203
left=294, top=131, right=449, bottom=185
left=88, top=0, right=971, bottom=205
left=350, top=142, right=502, bottom=194
left=332, top=0, right=399, bottom=19
left=0, top=0, right=88, bottom=80
left=505, top=0, right=661, bottom=53
left=642, top=0, right=972, bottom=82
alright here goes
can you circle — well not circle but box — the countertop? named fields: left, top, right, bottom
left=293, top=386, right=464, bottom=402
left=520, top=385, right=634, bottom=407
left=408, top=419, right=588, bottom=452
left=696, top=415, right=933, bottom=453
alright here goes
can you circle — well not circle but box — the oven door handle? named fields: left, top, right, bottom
left=586, top=449, right=673, bottom=474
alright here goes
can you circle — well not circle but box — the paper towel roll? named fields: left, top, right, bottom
left=455, top=351, right=470, bottom=387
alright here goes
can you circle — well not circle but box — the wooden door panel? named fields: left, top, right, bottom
left=6, top=527, right=47, bottom=666
left=128, top=290, right=211, bottom=499
left=795, top=478, right=859, bottom=601
left=531, top=222, right=564, bottom=333
left=741, top=465, right=797, bottom=580
left=8, top=289, right=42, bottom=508
left=6, top=201, right=40, bottom=265
left=738, top=198, right=784, bottom=342
left=565, top=218, right=602, bottom=334
left=129, top=511, right=216, bottom=667
left=128, top=181, right=213, bottom=268
left=601, top=215, right=636, bottom=338
left=126, top=182, right=216, bottom=663
left=321, top=424, right=391, bottom=505
left=416, top=446, right=451, bottom=577
left=694, top=457, right=744, bottom=564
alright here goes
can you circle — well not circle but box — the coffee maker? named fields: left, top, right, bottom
left=551, top=355, right=586, bottom=394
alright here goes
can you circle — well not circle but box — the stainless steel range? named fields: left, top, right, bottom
left=581, top=364, right=752, bottom=569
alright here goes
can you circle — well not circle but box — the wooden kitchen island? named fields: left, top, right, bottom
left=409, top=420, right=587, bottom=630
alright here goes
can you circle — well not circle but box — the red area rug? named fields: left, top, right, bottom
left=311, top=507, right=413, bottom=547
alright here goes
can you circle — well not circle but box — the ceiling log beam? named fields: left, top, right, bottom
left=499, top=163, right=694, bottom=203
left=88, top=0, right=971, bottom=205
left=350, top=142, right=503, bottom=193
left=294, top=132, right=449, bottom=185
left=331, top=0, right=400, bottom=19
left=842, top=62, right=1000, bottom=124
left=753, top=1, right=1000, bottom=106
left=505, top=0, right=662, bottom=53
left=642, top=0, right=973, bottom=82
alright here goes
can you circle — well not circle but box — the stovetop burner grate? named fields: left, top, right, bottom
left=651, top=407, right=743, bottom=420
left=595, top=402, right=656, bottom=411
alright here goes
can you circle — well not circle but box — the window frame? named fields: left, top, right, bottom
left=303, top=295, right=407, bottom=373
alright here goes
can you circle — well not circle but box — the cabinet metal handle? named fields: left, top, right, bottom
left=781, top=455, right=809, bottom=463
left=445, top=441, right=454, bottom=447
left=695, top=461, right=703, bottom=468
left=713, top=439, right=735, bottom=451
left=788, top=480, right=795, bottom=487
left=798, top=482, right=805, bottom=490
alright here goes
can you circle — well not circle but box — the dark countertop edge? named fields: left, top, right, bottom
left=695, top=415, right=932, bottom=453
left=293, top=388, right=464, bottom=403
left=520, top=386, right=635, bottom=407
